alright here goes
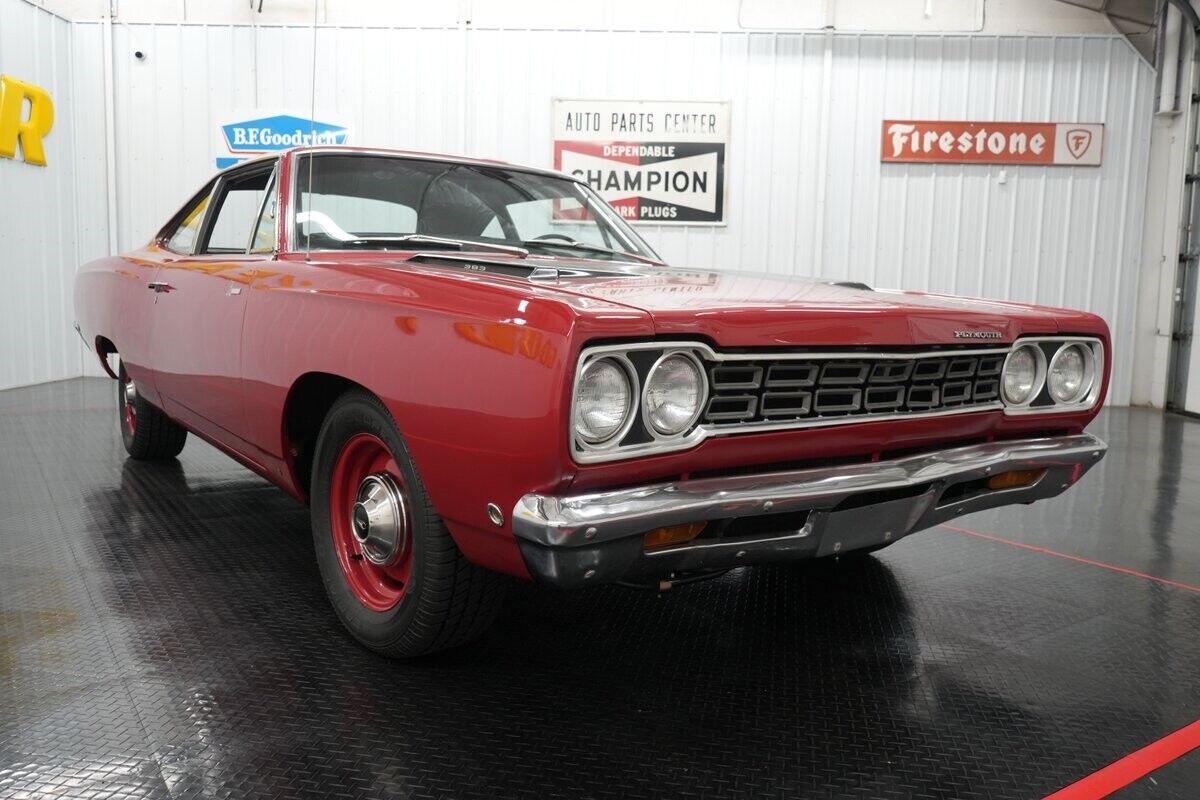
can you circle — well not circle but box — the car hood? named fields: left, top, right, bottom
left=393, top=254, right=1104, bottom=347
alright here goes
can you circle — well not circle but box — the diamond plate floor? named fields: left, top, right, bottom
left=2, top=378, right=1199, bottom=799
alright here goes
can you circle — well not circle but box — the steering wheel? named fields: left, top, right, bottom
left=531, top=233, right=576, bottom=242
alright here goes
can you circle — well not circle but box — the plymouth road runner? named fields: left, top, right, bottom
left=75, top=146, right=1109, bottom=657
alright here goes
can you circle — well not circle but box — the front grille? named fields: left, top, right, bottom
left=703, top=351, right=1005, bottom=426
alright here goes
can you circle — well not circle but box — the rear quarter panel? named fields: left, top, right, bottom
left=74, top=250, right=164, bottom=405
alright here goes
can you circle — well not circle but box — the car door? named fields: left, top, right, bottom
left=151, top=159, right=278, bottom=446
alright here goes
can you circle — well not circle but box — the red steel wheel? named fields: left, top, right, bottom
left=120, top=369, right=138, bottom=437
left=310, top=389, right=505, bottom=658
left=328, top=432, right=414, bottom=612
left=116, top=361, right=187, bottom=460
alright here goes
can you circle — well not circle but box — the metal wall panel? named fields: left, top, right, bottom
left=0, top=0, right=107, bottom=390
left=105, top=24, right=1152, bottom=404
left=8, top=14, right=1153, bottom=402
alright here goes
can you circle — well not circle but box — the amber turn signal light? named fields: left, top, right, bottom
left=987, top=469, right=1045, bottom=491
left=643, top=521, right=707, bottom=552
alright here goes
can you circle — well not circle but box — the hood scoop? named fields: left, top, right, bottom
left=405, top=252, right=639, bottom=280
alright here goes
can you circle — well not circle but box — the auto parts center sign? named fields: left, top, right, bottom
left=553, top=99, right=729, bottom=225
left=881, top=120, right=1103, bottom=166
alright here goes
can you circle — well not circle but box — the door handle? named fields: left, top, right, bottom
left=147, top=282, right=175, bottom=293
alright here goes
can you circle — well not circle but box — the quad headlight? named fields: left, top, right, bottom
left=1001, top=344, right=1045, bottom=406
left=1002, top=338, right=1102, bottom=412
left=643, top=352, right=706, bottom=436
left=573, top=357, right=635, bottom=444
left=1047, top=343, right=1096, bottom=404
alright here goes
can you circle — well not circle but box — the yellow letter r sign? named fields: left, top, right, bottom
left=0, top=75, right=54, bottom=166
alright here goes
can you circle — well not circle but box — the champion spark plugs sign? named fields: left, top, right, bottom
left=881, top=121, right=1104, bottom=166
left=553, top=99, right=729, bottom=225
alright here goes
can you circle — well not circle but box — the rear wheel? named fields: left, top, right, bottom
left=310, top=389, right=504, bottom=658
left=118, top=364, right=187, bottom=460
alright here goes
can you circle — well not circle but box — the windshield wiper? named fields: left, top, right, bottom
left=341, top=234, right=529, bottom=258
left=520, top=238, right=661, bottom=265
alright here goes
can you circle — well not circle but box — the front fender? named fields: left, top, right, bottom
left=241, top=258, right=652, bottom=577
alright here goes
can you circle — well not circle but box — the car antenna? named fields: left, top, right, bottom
left=305, top=0, right=318, bottom=263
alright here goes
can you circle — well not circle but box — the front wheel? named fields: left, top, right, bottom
left=310, top=389, right=505, bottom=658
left=118, top=365, right=187, bottom=460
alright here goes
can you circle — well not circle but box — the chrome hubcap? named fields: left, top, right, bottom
left=124, top=380, right=137, bottom=404
left=351, top=473, right=409, bottom=566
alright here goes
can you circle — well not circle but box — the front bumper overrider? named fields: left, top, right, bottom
left=512, top=433, right=1107, bottom=588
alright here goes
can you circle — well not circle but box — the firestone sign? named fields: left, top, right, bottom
left=553, top=99, right=729, bottom=225
left=215, top=113, right=350, bottom=168
left=881, top=121, right=1103, bottom=166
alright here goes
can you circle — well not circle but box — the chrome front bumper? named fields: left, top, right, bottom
left=512, top=433, right=1107, bottom=588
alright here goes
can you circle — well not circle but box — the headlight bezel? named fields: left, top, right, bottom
left=1000, top=337, right=1105, bottom=415
left=571, top=354, right=638, bottom=448
left=641, top=350, right=708, bottom=439
left=1000, top=343, right=1047, bottom=408
left=570, top=342, right=713, bottom=463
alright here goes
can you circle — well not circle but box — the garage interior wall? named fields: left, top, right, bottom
left=0, top=0, right=107, bottom=390
left=3, top=0, right=1155, bottom=406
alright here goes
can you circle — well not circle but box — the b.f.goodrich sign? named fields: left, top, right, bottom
left=553, top=99, right=729, bottom=225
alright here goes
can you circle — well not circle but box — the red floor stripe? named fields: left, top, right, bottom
left=939, top=524, right=1200, bottom=594
left=1042, top=720, right=1200, bottom=799
left=941, top=524, right=1200, bottom=795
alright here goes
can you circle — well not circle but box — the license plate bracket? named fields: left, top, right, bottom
left=815, top=487, right=939, bottom=557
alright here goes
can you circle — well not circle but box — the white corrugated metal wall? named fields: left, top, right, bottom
left=104, top=23, right=1153, bottom=403
left=1, top=9, right=1155, bottom=402
left=0, top=0, right=107, bottom=390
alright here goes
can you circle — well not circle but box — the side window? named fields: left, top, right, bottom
left=165, top=191, right=211, bottom=254
left=203, top=166, right=275, bottom=254
left=249, top=168, right=278, bottom=254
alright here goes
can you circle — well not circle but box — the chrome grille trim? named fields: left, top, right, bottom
left=764, top=364, right=817, bottom=388
left=702, top=351, right=1007, bottom=427
left=761, top=391, right=812, bottom=417
left=870, top=362, right=913, bottom=383
left=863, top=385, right=904, bottom=411
left=709, top=365, right=763, bottom=390
left=569, top=338, right=1104, bottom=464
left=704, top=394, right=758, bottom=421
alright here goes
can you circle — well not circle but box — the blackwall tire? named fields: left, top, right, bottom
left=310, top=389, right=505, bottom=658
left=118, top=365, right=187, bottom=461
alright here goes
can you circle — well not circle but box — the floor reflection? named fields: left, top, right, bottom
left=2, top=380, right=1198, bottom=799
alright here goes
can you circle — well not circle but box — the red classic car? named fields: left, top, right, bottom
left=75, top=146, right=1109, bottom=657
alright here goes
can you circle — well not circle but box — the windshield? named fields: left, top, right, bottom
left=293, top=153, right=660, bottom=261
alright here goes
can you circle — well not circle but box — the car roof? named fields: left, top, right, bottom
left=216, top=145, right=581, bottom=184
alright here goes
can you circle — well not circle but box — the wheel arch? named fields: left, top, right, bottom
left=282, top=371, right=371, bottom=501
left=94, top=336, right=119, bottom=379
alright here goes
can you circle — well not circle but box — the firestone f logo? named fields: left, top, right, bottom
left=1065, top=128, right=1092, bottom=160
left=0, top=75, right=54, bottom=166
